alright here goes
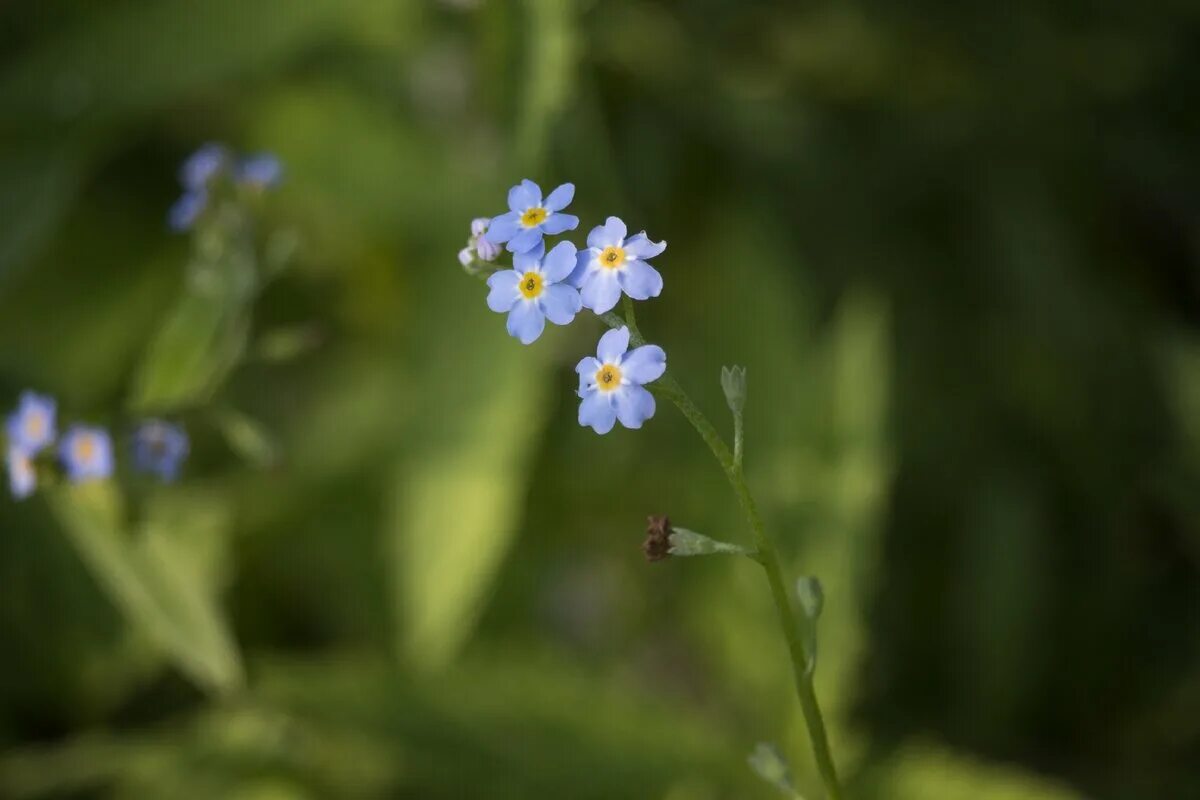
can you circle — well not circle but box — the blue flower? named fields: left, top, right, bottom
left=570, top=216, right=666, bottom=314
left=487, top=241, right=582, bottom=344
left=132, top=420, right=190, bottom=482
left=236, top=153, right=283, bottom=189
left=180, top=143, right=229, bottom=189
left=7, top=447, right=35, bottom=500
left=5, top=391, right=56, bottom=455
left=168, top=190, right=207, bottom=232
left=59, top=425, right=114, bottom=483
left=575, top=326, right=666, bottom=434
left=485, top=180, right=579, bottom=254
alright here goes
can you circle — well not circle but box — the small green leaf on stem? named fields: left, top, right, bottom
left=720, top=365, right=747, bottom=415
left=748, top=742, right=805, bottom=799
left=796, top=576, right=824, bottom=676
left=643, top=515, right=754, bottom=561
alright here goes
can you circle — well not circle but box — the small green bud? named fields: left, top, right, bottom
left=720, top=365, right=747, bottom=415
left=748, top=742, right=801, bottom=798
left=796, top=576, right=824, bottom=621
left=669, top=527, right=752, bottom=557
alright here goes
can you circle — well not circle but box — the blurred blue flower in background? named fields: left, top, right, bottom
left=236, top=153, right=283, bottom=189
left=7, top=447, right=36, bottom=500
left=179, top=142, right=228, bottom=189
left=576, top=326, right=666, bottom=434
left=571, top=216, right=666, bottom=314
left=132, top=420, right=190, bottom=482
left=59, top=426, right=114, bottom=483
left=5, top=391, right=57, bottom=455
left=487, top=241, right=582, bottom=344
left=167, top=189, right=207, bottom=232
left=485, top=180, right=579, bottom=254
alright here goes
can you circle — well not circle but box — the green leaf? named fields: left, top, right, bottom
left=48, top=482, right=243, bottom=694
left=211, top=407, right=280, bottom=468
left=127, top=280, right=250, bottom=414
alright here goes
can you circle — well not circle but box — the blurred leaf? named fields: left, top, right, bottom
left=47, top=482, right=243, bottom=694
left=748, top=742, right=803, bottom=799
left=212, top=406, right=280, bottom=468
left=127, top=277, right=250, bottom=414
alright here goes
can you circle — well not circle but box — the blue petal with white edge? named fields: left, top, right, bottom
left=538, top=284, right=582, bottom=325
left=618, top=259, right=663, bottom=300
left=615, top=385, right=656, bottom=429
left=508, top=179, right=542, bottom=212
left=581, top=271, right=622, bottom=314
left=597, top=326, right=631, bottom=363
left=507, top=301, right=546, bottom=345
left=544, top=183, right=575, bottom=211
left=486, top=271, right=521, bottom=312
left=620, top=344, right=667, bottom=384
left=579, top=390, right=618, bottom=434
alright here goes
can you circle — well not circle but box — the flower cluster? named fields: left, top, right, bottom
left=168, top=143, right=284, bottom=232
left=464, top=179, right=668, bottom=433
left=3, top=391, right=189, bottom=500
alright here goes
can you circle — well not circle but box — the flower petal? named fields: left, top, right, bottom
left=579, top=390, right=618, bottom=434
left=567, top=248, right=597, bottom=287
left=587, top=216, right=627, bottom=249
left=507, top=226, right=544, bottom=254
left=623, top=232, right=667, bottom=259
left=541, top=241, right=578, bottom=282
left=485, top=211, right=521, bottom=243
left=512, top=241, right=547, bottom=273
left=615, top=385, right=656, bottom=429
left=508, top=179, right=542, bottom=212
left=544, top=183, right=575, bottom=211
left=620, top=344, right=666, bottom=385
left=576, top=356, right=601, bottom=393
left=537, top=283, right=582, bottom=325
left=597, top=326, right=630, bottom=363
left=580, top=271, right=622, bottom=314
left=617, top=259, right=663, bottom=300
left=486, top=271, right=520, bottom=312
left=540, top=213, right=579, bottom=235
left=506, top=301, right=546, bottom=344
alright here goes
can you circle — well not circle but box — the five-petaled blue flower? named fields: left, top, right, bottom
left=237, top=153, right=284, bottom=189
left=6, top=391, right=56, bottom=455
left=570, top=216, right=666, bottom=314
left=180, top=143, right=228, bottom=189
left=487, top=241, right=582, bottom=344
left=576, top=326, right=666, bottom=434
left=168, top=190, right=207, bottom=232
left=59, top=425, right=114, bottom=483
left=132, top=420, right=190, bottom=483
left=485, top=180, right=579, bottom=254
left=7, top=447, right=35, bottom=500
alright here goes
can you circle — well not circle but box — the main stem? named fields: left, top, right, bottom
left=609, top=302, right=843, bottom=800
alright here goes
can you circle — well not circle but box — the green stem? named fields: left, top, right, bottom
left=601, top=309, right=844, bottom=800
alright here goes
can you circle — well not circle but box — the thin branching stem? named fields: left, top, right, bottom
left=601, top=308, right=844, bottom=800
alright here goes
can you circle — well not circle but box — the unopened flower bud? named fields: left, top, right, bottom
left=721, top=365, right=747, bottom=416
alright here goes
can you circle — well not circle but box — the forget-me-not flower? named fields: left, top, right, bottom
left=180, top=143, right=228, bottom=189
left=168, top=190, right=207, bottom=232
left=59, top=425, right=114, bottom=483
left=236, top=153, right=283, bottom=189
left=485, top=180, right=579, bottom=254
left=6, top=391, right=56, bottom=455
left=132, top=420, right=190, bottom=482
left=7, top=447, right=35, bottom=500
left=576, top=326, right=666, bottom=434
left=460, top=218, right=502, bottom=268
left=487, top=241, right=583, bottom=344
left=570, top=216, right=666, bottom=314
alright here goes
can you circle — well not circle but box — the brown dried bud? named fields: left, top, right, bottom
left=643, top=515, right=673, bottom=562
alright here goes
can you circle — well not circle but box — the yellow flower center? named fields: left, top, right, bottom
left=74, top=436, right=96, bottom=465
left=519, top=271, right=544, bottom=299
left=595, top=362, right=623, bottom=392
left=520, top=207, right=548, bottom=228
left=24, top=413, right=45, bottom=439
left=599, top=245, right=626, bottom=270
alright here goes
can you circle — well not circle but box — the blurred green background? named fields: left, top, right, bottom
left=2, top=1, right=1199, bottom=798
